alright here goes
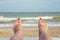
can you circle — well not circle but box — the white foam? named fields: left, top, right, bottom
left=0, top=16, right=60, bottom=27
left=0, top=16, right=53, bottom=22
left=0, top=23, right=60, bottom=27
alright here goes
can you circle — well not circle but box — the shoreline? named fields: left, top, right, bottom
left=0, top=26, right=60, bottom=38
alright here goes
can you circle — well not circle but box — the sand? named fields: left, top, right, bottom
left=0, top=26, right=60, bottom=38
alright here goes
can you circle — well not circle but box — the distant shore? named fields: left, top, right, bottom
left=0, top=26, right=60, bottom=38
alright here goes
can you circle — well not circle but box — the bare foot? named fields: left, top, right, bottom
left=13, top=18, right=22, bottom=33
left=38, top=18, right=51, bottom=40
left=38, top=18, right=48, bottom=33
left=10, top=18, right=23, bottom=40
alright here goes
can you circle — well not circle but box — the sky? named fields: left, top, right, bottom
left=0, top=0, right=60, bottom=12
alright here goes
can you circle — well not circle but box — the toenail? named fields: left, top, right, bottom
left=39, top=18, right=42, bottom=20
left=18, top=17, right=20, bottom=20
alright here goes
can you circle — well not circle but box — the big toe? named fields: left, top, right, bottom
left=39, top=18, right=47, bottom=26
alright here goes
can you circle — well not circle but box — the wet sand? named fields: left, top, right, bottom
left=0, top=26, right=60, bottom=38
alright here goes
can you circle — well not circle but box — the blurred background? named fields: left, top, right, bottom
left=0, top=0, right=60, bottom=40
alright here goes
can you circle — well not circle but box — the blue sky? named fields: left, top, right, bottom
left=0, top=0, right=60, bottom=12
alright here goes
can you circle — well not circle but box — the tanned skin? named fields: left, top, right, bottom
left=10, top=18, right=51, bottom=40
left=38, top=18, right=51, bottom=40
left=10, top=18, right=23, bottom=40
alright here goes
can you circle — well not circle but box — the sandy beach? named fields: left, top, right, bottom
left=0, top=26, right=60, bottom=38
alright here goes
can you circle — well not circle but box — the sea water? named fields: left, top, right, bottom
left=0, top=12, right=60, bottom=27
left=0, top=19, right=60, bottom=27
left=0, top=12, right=60, bottom=40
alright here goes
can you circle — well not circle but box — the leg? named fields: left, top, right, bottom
left=38, top=18, right=51, bottom=40
left=10, top=18, right=23, bottom=40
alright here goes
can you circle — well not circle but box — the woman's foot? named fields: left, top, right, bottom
left=13, top=18, right=22, bottom=33
left=38, top=18, right=48, bottom=33
left=38, top=18, right=51, bottom=40
left=10, top=18, right=23, bottom=40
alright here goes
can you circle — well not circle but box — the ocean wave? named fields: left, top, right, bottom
left=0, top=16, right=53, bottom=22
left=0, top=23, right=60, bottom=27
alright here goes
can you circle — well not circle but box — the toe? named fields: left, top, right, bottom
left=39, top=18, right=47, bottom=26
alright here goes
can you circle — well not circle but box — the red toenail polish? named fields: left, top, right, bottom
left=18, top=17, right=20, bottom=20
left=40, top=18, right=42, bottom=20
